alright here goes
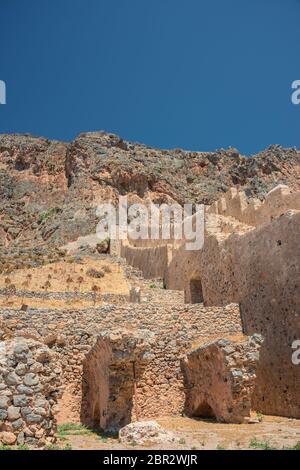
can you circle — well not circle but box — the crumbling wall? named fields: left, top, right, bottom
left=82, top=329, right=151, bottom=431
left=167, top=188, right=300, bottom=418
left=181, top=334, right=263, bottom=423
left=197, top=210, right=300, bottom=417
left=0, top=302, right=242, bottom=433
left=0, top=338, right=61, bottom=447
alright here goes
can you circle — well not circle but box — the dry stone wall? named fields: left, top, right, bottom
left=0, top=302, right=242, bottom=433
left=0, top=338, right=61, bottom=447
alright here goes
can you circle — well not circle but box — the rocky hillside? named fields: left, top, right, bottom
left=1, top=131, right=300, bottom=264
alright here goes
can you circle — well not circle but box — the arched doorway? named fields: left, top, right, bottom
left=193, top=400, right=215, bottom=419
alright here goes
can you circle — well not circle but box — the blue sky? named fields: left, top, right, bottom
left=0, top=0, right=300, bottom=154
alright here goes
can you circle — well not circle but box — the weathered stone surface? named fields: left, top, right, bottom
left=0, top=396, right=10, bottom=409
left=83, top=329, right=153, bottom=431
left=13, top=395, right=29, bottom=407
left=0, top=410, right=8, bottom=421
left=119, top=421, right=176, bottom=445
left=7, top=406, right=21, bottom=421
left=24, top=373, right=39, bottom=387
left=182, top=335, right=263, bottom=423
left=5, top=372, right=20, bottom=386
left=0, top=431, right=17, bottom=445
left=0, top=338, right=61, bottom=447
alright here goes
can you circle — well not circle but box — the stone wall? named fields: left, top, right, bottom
left=164, top=187, right=300, bottom=419
left=181, top=334, right=263, bottom=423
left=0, top=338, right=61, bottom=447
left=120, top=240, right=173, bottom=279
left=0, top=302, right=242, bottom=431
left=207, top=184, right=300, bottom=227
left=82, top=329, right=152, bottom=431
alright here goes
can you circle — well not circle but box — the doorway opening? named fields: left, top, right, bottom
left=190, top=278, right=204, bottom=303
left=193, top=401, right=215, bottom=419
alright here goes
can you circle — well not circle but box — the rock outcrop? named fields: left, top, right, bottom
left=1, top=132, right=300, bottom=266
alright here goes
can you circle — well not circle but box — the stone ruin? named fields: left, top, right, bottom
left=1, top=184, right=300, bottom=446
left=182, top=334, right=264, bottom=423
left=82, top=329, right=152, bottom=431
left=119, top=184, right=300, bottom=420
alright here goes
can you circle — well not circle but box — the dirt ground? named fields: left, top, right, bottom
left=58, top=416, right=300, bottom=451
left=0, top=258, right=129, bottom=310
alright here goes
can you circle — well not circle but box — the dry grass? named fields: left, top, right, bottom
left=0, top=257, right=129, bottom=310
left=55, top=415, right=300, bottom=450
left=0, top=296, right=109, bottom=310
left=191, top=333, right=247, bottom=350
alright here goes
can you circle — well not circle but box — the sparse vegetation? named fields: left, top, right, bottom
left=58, top=423, right=93, bottom=438
left=0, top=444, right=29, bottom=451
left=129, top=440, right=137, bottom=447
left=44, top=443, right=72, bottom=451
left=103, top=265, right=112, bottom=274
left=87, top=268, right=105, bottom=279
left=38, top=207, right=60, bottom=225
left=249, top=438, right=276, bottom=450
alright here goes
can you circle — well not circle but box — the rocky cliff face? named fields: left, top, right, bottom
left=1, top=131, right=300, bottom=260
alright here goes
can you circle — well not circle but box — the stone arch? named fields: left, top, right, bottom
left=192, top=400, right=215, bottom=419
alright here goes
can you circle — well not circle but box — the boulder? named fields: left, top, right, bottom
left=119, top=421, right=176, bottom=446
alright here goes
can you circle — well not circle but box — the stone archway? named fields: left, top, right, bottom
left=193, top=401, right=215, bottom=419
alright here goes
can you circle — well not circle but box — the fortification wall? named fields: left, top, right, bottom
left=166, top=200, right=300, bottom=418
left=120, top=240, right=173, bottom=279
left=207, top=185, right=300, bottom=226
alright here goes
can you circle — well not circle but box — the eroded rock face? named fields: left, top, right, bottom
left=181, top=334, right=263, bottom=423
left=119, top=420, right=176, bottom=446
left=1, top=132, right=300, bottom=263
left=0, top=338, right=62, bottom=447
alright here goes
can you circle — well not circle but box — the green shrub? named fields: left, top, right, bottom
left=38, top=207, right=60, bottom=224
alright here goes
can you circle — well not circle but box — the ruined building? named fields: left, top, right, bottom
left=0, top=132, right=300, bottom=446
left=119, top=184, right=300, bottom=420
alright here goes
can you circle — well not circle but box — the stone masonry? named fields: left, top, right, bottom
left=0, top=338, right=61, bottom=447
left=181, top=334, right=264, bottom=423
left=0, top=301, right=242, bottom=444
left=1, top=181, right=300, bottom=446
